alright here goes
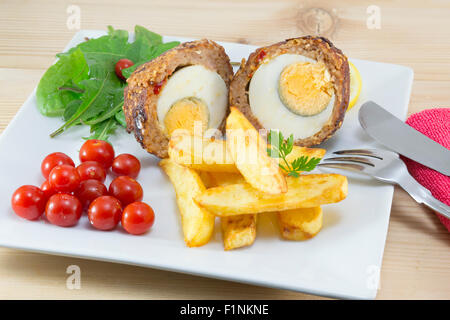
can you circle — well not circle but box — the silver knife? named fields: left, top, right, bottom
left=359, top=101, right=450, bottom=176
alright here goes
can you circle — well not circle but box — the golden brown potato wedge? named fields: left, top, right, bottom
left=277, top=207, right=323, bottom=240
left=208, top=172, right=256, bottom=250
left=195, top=174, right=348, bottom=217
left=168, top=133, right=238, bottom=173
left=271, top=147, right=326, bottom=241
left=208, top=172, right=245, bottom=186
left=221, top=214, right=257, bottom=250
left=226, top=107, right=287, bottom=194
left=159, top=159, right=215, bottom=247
left=169, top=132, right=326, bottom=175
left=283, top=146, right=326, bottom=164
left=197, top=171, right=215, bottom=188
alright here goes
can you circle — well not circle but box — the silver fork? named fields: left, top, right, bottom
left=318, top=148, right=450, bottom=219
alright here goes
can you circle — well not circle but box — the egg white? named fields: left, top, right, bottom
left=249, top=54, right=335, bottom=140
left=157, top=65, right=228, bottom=131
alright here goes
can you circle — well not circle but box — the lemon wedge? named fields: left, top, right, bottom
left=348, top=61, right=362, bottom=110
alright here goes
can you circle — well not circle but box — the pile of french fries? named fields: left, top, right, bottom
left=160, top=107, right=348, bottom=250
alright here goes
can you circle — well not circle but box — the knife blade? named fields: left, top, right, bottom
left=359, top=101, right=450, bottom=176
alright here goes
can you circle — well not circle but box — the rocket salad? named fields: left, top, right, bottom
left=36, top=25, right=179, bottom=140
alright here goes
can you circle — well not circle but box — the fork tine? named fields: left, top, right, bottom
left=318, top=162, right=366, bottom=172
left=324, top=156, right=375, bottom=166
left=333, top=149, right=383, bottom=159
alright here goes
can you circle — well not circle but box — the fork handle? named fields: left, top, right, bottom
left=397, top=173, right=450, bottom=219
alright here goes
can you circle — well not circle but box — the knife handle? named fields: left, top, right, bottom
left=397, top=173, right=450, bottom=219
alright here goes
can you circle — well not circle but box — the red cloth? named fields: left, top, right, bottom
left=401, top=108, right=450, bottom=231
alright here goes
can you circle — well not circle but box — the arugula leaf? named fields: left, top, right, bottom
left=63, top=99, right=82, bottom=121
left=107, top=25, right=128, bottom=39
left=267, top=130, right=322, bottom=176
left=50, top=72, right=118, bottom=137
left=76, top=33, right=130, bottom=78
left=135, top=25, right=162, bottom=46
left=58, top=84, right=84, bottom=94
left=78, top=75, right=124, bottom=123
left=114, top=110, right=127, bottom=127
left=86, top=117, right=119, bottom=141
left=36, top=48, right=88, bottom=116
left=83, top=101, right=124, bottom=126
left=122, top=40, right=179, bottom=79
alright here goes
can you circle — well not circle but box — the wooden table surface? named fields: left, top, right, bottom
left=0, top=0, right=449, bottom=300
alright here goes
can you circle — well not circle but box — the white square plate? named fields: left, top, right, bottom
left=0, top=31, right=413, bottom=299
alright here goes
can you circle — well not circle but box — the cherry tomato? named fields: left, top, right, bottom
left=79, top=139, right=115, bottom=169
left=122, top=202, right=155, bottom=235
left=76, top=161, right=106, bottom=182
left=40, top=180, right=56, bottom=200
left=48, top=165, right=81, bottom=193
left=109, top=176, right=143, bottom=207
left=111, top=154, right=141, bottom=179
left=41, top=152, right=74, bottom=179
left=11, top=185, right=46, bottom=220
left=88, top=196, right=122, bottom=230
left=115, top=59, right=134, bottom=80
left=74, top=179, right=108, bottom=209
left=45, top=193, right=82, bottom=227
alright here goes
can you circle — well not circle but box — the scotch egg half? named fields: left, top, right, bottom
left=124, top=39, right=233, bottom=158
left=230, top=36, right=350, bottom=147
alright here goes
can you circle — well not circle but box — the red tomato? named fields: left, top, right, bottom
left=40, top=180, right=56, bottom=200
left=41, top=152, right=74, bottom=179
left=45, top=193, right=82, bottom=227
left=88, top=196, right=122, bottom=230
left=74, top=179, right=108, bottom=209
left=111, top=154, right=141, bottom=179
left=79, top=139, right=115, bottom=169
left=76, top=161, right=106, bottom=182
left=109, top=176, right=143, bottom=207
left=115, top=59, right=134, bottom=80
left=48, top=165, right=81, bottom=193
left=11, top=185, right=46, bottom=220
left=122, top=202, right=155, bottom=235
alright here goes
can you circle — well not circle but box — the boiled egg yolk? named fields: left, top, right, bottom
left=278, top=62, right=333, bottom=116
left=163, top=97, right=209, bottom=136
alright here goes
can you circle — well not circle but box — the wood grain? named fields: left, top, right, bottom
left=0, top=0, right=449, bottom=300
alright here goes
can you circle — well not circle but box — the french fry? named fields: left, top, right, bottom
left=195, top=174, right=348, bottom=217
left=207, top=172, right=257, bottom=250
left=159, top=159, right=215, bottom=247
left=277, top=207, right=323, bottom=240
left=226, top=107, right=287, bottom=194
left=283, top=146, right=326, bottom=164
left=197, top=171, right=215, bottom=188
left=208, top=172, right=245, bottom=186
left=221, top=214, right=257, bottom=250
left=168, top=132, right=326, bottom=175
left=272, top=148, right=326, bottom=241
left=168, top=133, right=238, bottom=173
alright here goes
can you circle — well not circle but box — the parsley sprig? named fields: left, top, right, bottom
left=267, top=130, right=322, bottom=177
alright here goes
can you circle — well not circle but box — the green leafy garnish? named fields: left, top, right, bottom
left=36, top=48, right=88, bottom=117
left=86, top=117, right=119, bottom=141
left=267, top=130, right=322, bottom=177
left=114, top=109, right=127, bottom=127
left=36, top=25, right=180, bottom=141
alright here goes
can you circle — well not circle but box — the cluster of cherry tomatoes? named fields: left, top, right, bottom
left=11, top=139, right=154, bottom=235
